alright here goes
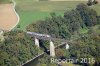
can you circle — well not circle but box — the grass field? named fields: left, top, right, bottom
left=17, top=11, right=64, bottom=30
left=0, top=0, right=11, bottom=4
left=91, top=4, right=100, bottom=15
left=15, top=0, right=86, bottom=30
left=14, top=0, right=100, bottom=30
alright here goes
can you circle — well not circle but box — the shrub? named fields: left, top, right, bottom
left=93, top=0, right=98, bottom=4
left=98, top=26, right=100, bottom=30
left=87, top=2, right=92, bottom=6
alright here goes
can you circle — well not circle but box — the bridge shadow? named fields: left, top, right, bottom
left=39, top=40, right=50, bottom=55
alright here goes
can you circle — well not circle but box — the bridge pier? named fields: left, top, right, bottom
left=50, top=40, right=55, bottom=57
left=35, top=37, right=39, bottom=47
left=66, top=42, right=69, bottom=50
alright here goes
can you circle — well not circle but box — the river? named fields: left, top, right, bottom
left=23, top=54, right=44, bottom=66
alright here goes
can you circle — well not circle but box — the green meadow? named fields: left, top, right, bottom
left=0, top=0, right=11, bottom=4
left=17, top=11, right=64, bottom=30
left=92, top=4, right=100, bottom=15
left=15, top=0, right=100, bottom=30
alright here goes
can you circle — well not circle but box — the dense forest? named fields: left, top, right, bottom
left=0, top=30, right=38, bottom=66
left=69, top=28, right=100, bottom=66
left=37, top=28, right=100, bottom=66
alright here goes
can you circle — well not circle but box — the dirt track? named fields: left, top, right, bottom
left=0, top=4, right=17, bottom=31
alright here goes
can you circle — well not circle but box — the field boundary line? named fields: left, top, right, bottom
left=10, top=0, right=20, bottom=31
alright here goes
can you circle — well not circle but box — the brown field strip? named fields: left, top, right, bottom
left=0, top=4, right=17, bottom=31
